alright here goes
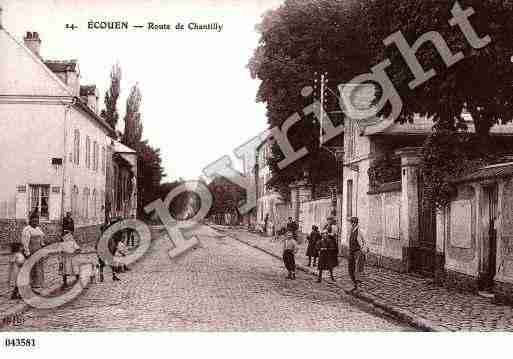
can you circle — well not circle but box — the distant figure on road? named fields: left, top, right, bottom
left=282, top=231, right=298, bottom=280
left=286, top=217, right=298, bottom=240
left=348, top=217, right=367, bottom=291
left=306, top=225, right=320, bottom=267
left=317, top=230, right=338, bottom=283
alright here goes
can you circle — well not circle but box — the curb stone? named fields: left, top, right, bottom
left=216, top=226, right=451, bottom=332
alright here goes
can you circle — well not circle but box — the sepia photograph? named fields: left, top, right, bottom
left=1, top=0, right=513, bottom=357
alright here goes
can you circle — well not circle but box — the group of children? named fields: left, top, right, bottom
left=283, top=225, right=339, bottom=282
left=281, top=217, right=367, bottom=290
left=7, top=215, right=135, bottom=300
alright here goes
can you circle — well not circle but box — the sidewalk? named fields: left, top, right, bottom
left=0, top=225, right=164, bottom=325
left=0, top=242, right=99, bottom=322
left=213, top=225, right=513, bottom=331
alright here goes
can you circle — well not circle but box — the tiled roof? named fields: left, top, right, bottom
left=43, top=59, right=78, bottom=73
left=114, top=141, right=137, bottom=154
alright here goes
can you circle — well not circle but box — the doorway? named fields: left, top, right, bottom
left=480, top=185, right=498, bottom=291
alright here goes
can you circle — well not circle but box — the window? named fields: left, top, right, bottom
left=86, top=136, right=91, bottom=169
left=92, top=189, right=97, bottom=219
left=346, top=121, right=357, bottom=160
left=71, top=185, right=79, bottom=219
left=93, top=141, right=99, bottom=171
left=83, top=188, right=90, bottom=220
left=29, top=185, right=50, bottom=220
left=100, top=190, right=105, bottom=217
left=346, top=179, right=353, bottom=218
left=101, top=146, right=106, bottom=173
left=73, top=130, right=80, bottom=165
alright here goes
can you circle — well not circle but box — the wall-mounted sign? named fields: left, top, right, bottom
left=51, top=158, right=63, bottom=165
left=450, top=200, right=472, bottom=249
left=52, top=186, right=61, bottom=193
left=17, top=185, right=26, bottom=193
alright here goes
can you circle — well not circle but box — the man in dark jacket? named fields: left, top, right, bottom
left=62, top=211, right=74, bottom=235
left=60, top=212, right=75, bottom=287
left=348, top=217, right=367, bottom=291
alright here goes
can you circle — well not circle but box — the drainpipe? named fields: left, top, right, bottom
left=61, top=100, right=74, bottom=230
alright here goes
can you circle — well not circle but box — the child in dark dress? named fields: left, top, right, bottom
left=317, top=231, right=338, bottom=282
left=306, top=225, right=320, bottom=267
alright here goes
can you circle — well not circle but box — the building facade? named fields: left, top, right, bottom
left=436, top=162, right=513, bottom=302
left=338, top=83, right=513, bottom=302
left=0, top=20, right=136, bottom=248
left=255, top=137, right=289, bottom=235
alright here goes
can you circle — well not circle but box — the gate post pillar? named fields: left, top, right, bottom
left=396, top=147, right=422, bottom=273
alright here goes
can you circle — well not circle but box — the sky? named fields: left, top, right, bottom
left=0, top=0, right=284, bottom=181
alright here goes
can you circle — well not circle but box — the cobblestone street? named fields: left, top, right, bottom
left=221, top=226, right=513, bottom=331
left=5, top=226, right=408, bottom=331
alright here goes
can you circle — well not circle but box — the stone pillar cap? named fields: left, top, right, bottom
left=396, top=147, right=422, bottom=166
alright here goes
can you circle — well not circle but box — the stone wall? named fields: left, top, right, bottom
left=0, top=219, right=100, bottom=252
left=300, top=198, right=332, bottom=234
left=365, top=189, right=404, bottom=271
left=444, top=185, right=478, bottom=277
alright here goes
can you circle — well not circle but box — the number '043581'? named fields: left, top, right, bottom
left=4, top=338, right=36, bottom=347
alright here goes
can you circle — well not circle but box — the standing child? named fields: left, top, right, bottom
left=282, top=231, right=298, bottom=280
left=115, top=237, right=130, bottom=273
left=8, top=243, right=26, bottom=300
left=59, top=230, right=81, bottom=288
left=317, top=231, right=337, bottom=282
left=306, top=225, right=320, bottom=267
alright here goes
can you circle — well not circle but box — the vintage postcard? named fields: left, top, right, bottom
left=0, top=0, right=512, bottom=357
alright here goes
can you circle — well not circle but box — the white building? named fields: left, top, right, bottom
left=338, top=82, right=513, bottom=302
left=254, top=137, right=289, bottom=235
left=0, top=11, right=135, bottom=246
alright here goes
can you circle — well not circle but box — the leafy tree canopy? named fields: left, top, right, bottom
left=248, top=0, right=367, bottom=190
left=361, top=0, right=513, bottom=207
left=101, top=62, right=122, bottom=130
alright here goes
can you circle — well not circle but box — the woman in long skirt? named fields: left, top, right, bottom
left=21, top=212, right=46, bottom=291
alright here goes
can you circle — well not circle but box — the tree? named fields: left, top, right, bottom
left=101, top=63, right=122, bottom=130
left=135, top=140, right=166, bottom=218
left=248, top=0, right=367, bottom=191
left=157, top=180, right=204, bottom=221
left=361, top=0, right=513, bottom=207
left=121, top=84, right=143, bottom=149
left=207, top=176, right=246, bottom=222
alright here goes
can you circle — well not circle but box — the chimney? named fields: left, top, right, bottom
left=80, top=85, right=99, bottom=114
left=24, top=31, right=41, bottom=57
